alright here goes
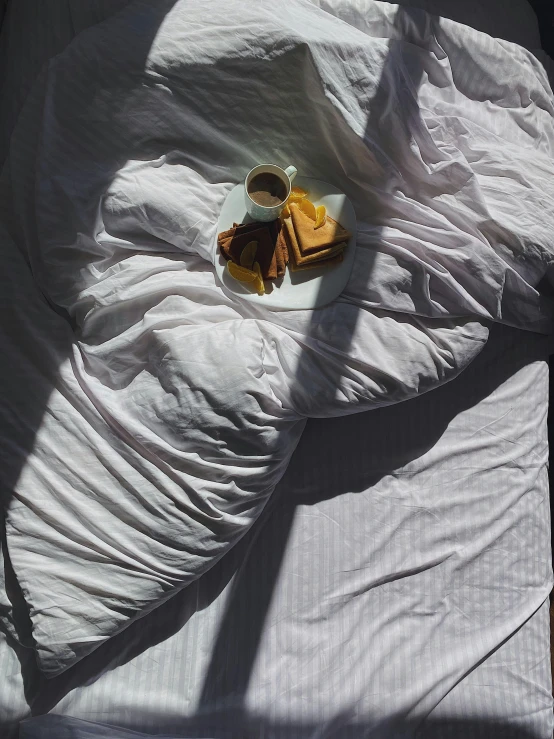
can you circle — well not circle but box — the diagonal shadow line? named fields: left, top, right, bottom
left=198, top=4, right=429, bottom=713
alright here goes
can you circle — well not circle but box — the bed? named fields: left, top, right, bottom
left=0, top=1, right=553, bottom=738
left=5, top=324, right=552, bottom=739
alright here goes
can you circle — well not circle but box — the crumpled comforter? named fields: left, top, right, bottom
left=1, top=0, right=554, bottom=676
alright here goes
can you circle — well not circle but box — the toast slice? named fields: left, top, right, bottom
left=283, top=217, right=345, bottom=266
left=218, top=221, right=265, bottom=246
left=218, top=220, right=285, bottom=279
left=289, top=203, right=351, bottom=254
left=289, top=251, right=344, bottom=271
left=219, top=227, right=278, bottom=280
left=269, top=219, right=286, bottom=278
left=276, top=224, right=289, bottom=266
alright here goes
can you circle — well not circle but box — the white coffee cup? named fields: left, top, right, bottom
left=244, top=164, right=297, bottom=222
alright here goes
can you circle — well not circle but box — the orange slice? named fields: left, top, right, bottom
left=281, top=202, right=290, bottom=219
left=314, top=205, right=327, bottom=229
left=253, top=261, right=265, bottom=295
left=289, top=186, right=308, bottom=201
left=227, top=261, right=257, bottom=283
left=298, top=198, right=316, bottom=221
left=240, top=240, right=257, bottom=268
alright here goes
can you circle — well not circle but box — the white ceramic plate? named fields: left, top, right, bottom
left=214, top=176, right=357, bottom=310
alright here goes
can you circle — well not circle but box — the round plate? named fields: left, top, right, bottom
left=214, top=176, right=357, bottom=310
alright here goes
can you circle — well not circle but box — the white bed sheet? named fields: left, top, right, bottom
left=0, top=1, right=552, bottom=737
left=1, top=324, right=552, bottom=738
left=0, top=0, right=544, bottom=166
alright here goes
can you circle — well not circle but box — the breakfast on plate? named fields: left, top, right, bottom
left=217, top=185, right=351, bottom=295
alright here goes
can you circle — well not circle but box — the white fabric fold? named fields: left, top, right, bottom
left=1, top=0, right=554, bottom=675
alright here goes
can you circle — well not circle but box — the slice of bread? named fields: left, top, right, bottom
left=219, top=226, right=277, bottom=280
left=289, top=203, right=350, bottom=254
left=283, top=217, right=345, bottom=265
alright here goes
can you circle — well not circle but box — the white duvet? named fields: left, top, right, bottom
left=1, top=0, right=554, bottom=676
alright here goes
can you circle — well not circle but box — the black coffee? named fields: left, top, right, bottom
left=248, top=173, right=287, bottom=208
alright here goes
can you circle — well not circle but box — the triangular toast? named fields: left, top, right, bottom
left=283, top=217, right=345, bottom=265
left=219, top=227, right=277, bottom=280
left=218, top=220, right=286, bottom=279
left=289, top=252, right=344, bottom=271
left=289, top=203, right=351, bottom=254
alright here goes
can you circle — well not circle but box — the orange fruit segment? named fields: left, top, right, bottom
left=227, top=261, right=257, bottom=283
left=281, top=202, right=290, bottom=219
left=314, top=205, right=327, bottom=229
left=240, top=240, right=257, bottom=268
left=289, top=186, right=308, bottom=200
left=253, top=262, right=265, bottom=295
left=298, top=198, right=316, bottom=221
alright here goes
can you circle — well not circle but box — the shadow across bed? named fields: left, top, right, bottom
left=1, top=2, right=552, bottom=736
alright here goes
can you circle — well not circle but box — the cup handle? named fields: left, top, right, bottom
left=284, top=165, right=297, bottom=183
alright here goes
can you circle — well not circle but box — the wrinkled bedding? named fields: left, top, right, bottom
left=1, top=0, right=554, bottom=677
left=2, top=323, right=552, bottom=736
left=19, top=715, right=187, bottom=739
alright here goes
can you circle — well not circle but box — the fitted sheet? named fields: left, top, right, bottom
left=1, top=324, right=552, bottom=738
